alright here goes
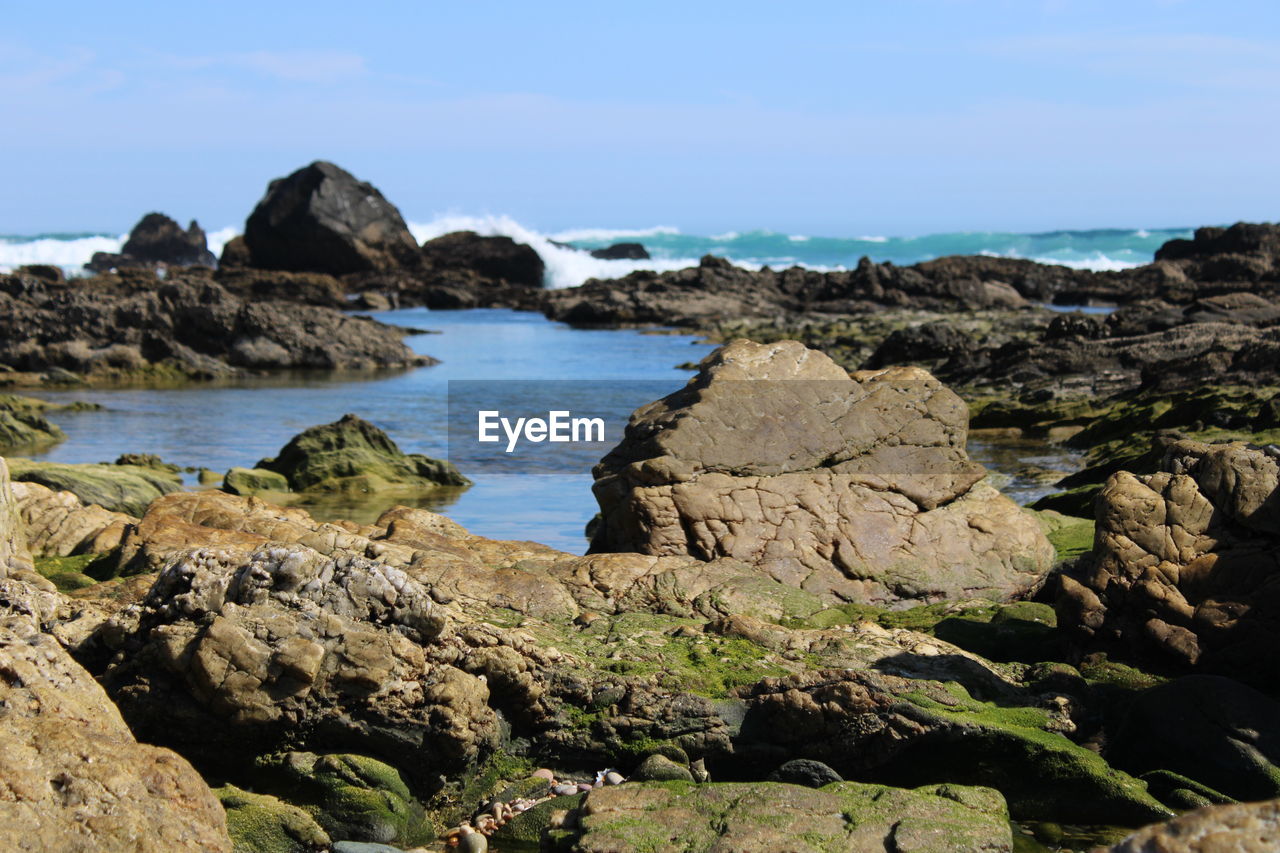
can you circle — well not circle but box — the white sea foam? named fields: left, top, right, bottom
left=788, top=234, right=811, bottom=242
left=205, top=226, right=240, bottom=258
left=709, top=231, right=740, bottom=242
left=408, top=214, right=694, bottom=289
left=1135, top=229, right=1151, bottom=238
left=1033, top=254, right=1143, bottom=272
left=857, top=235, right=890, bottom=243
left=0, top=234, right=124, bottom=272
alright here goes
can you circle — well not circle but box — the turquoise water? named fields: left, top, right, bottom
left=24, top=309, right=1078, bottom=552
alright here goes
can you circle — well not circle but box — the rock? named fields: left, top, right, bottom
left=10, top=479, right=135, bottom=556
left=216, top=785, right=330, bottom=853
left=767, top=758, right=844, bottom=788
left=554, top=780, right=1013, bottom=852
left=0, top=596, right=232, bottom=852
left=253, top=751, right=431, bottom=845
left=1058, top=439, right=1280, bottom=682
left=1107, top=798, right=1280, bottom=853
left=223, top=466, right=291, bottom=495
left=99, top=543, right=499, bottom=792
left=0, top=269, right=432, bottom=382
left=243, top=161, right=421, bottom=275
left=0, top=393, right=66, bottom=450
left=589, top=339, right=1054, bottom=606
left=589, top=242, right=650, bottom=260
left=629, top=753, right=694, bottom=783
left=420, top=231, right=544, bottom=288
left=85, top=212, right=217, bottom=273
left=6, top=457, right=182, bottom=516
left=215, top=267, right=348, bottom=307
left=1107, top=676, right=1280, bottom=802
left=1, top=457, right=34, bottom=575
left=257, top=413, right=469, bottom=493
left=218, top=234, right=252, bottom=269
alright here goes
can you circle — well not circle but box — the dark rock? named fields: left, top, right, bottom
left=590, top=242, right=649, bottom=260
left=243, top=161, right=421, bottom=275
left=257, top=413, right=469, bottom=493
left=217, top=235, right=252, bottom=269
left=1108, top=676, right=1280, bottom=803
left=86, top=212, right=216, bottom=273
left=420, top=231, right=545, bottom=289
left=766, top=758, right=843, bottom=788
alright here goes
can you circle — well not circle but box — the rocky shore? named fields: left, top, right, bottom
left=3, top=334, right=1280, bottom=851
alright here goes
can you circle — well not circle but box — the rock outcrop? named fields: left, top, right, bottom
left=589, top=339, right=1054, bottom=605
left=0, top=584, right=232, bottom=852
left=420, top=231, right=544, bottom=289
left=0, top=394, right=68, bottom=451
left=243, top=161, right=421, bottom=275
left=10, top=479, right=135, bottom=557
left=7, top=457, right=182, bottom=517
left=1057, top=439, right=1280, bottom=683
left=1, top=457, right=33, bottom=576
left=254, top=413, right=469, bottom=493
left=86, top=212, right=217, bottom=273
left=0, top=268, right=432, bottom=382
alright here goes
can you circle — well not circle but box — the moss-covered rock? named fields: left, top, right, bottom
left=34, top=552, right=108, bottom=591
left=253, top=752, right=435, bottom=846
left=1033, top=509, right=1095, bottom=563
left=493, top=792, right=584, bottom=846
left=0, top=394, right=67, bottom=451
left=556, top=780, right=1013, bottom=852
left=256, top=413, right=469, bottom=493
left=6, top=457, right=182, bottom=515
left=223, top=466, right=290, bottom=495
left=216, top=785, right=330, bottom=853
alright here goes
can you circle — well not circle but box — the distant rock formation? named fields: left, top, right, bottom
left=86, top=212, right=216, bottom=272
left=590, top=242, right=650, bottom=260
left=243, top=161, right=421, bottom=275
left=589, top=339, right=1054, bottom=605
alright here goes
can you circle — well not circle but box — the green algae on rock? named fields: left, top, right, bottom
left=216, top=785, right=330, bottom=853
left=256, top=413, right=469, bottom=494
left=223, top=466, right=291, bottom=495
left=5, top=456, right=182, bottom=516
left=0, top=393, right=69, bottom=451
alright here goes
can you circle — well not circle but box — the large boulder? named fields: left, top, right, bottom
left=589, top=339, right=1054, bottom=606
left=1057, top=439, right=1280, bottom=684
left=256, top=413, right=469, bottom=493
left=86, top=212, right=217, bottom=273
left=0, top=590, right=231, bottom=852
left=243, top=161, right=421, bottom=275
left=420, top=231, right=545, bottom=289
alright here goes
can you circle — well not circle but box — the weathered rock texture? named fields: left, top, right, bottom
left=10, top=479, right=135, bottom=557
left=1109, top=798, right=1280, bottom=853
left=590, top=339, right=1054, bottom=605
left=7, top=457, right=182, bottom=517
left=0, top=590, right=231, bottom=852
left=243, top=161, right=421, bottom=275
left=1058, top=439, right=1280, bottom=683
left=86, top=212, right=216, bottom=272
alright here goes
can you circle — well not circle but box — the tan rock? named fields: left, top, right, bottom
left=10, top=479, right=135, bottom=557
left=0, top=457, right=33, bottom=575
left=1107, top=798, right=1280, bottom=853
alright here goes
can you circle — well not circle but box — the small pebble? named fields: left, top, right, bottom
left=577, top=782, right=594, bottom=793
left=605, top=771, right=624, bottom=785
left=553, top=783, right=578, bottom=796
left=532, top=768, right=556, bottom=782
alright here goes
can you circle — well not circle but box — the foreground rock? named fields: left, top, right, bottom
left=10, top=479, right=135, bottom=557
left=0, top=268, right=432, bottom=383
left=1108, top=798, right=1280, bottom=853
left=243, top=161, right=422, bottom=275
left=552, top=780, right=1014, bottom=852
left=252, top=413, right=469, bottom=494
left=86, top=212, right=216, bottom=273
left=1, top=457, right=33, bottom=575
left=0, top=585, right=231, bottom=852
left=1058, top=439, right=1280, bottom=684
left=590, top=339, right=1053, bottom=605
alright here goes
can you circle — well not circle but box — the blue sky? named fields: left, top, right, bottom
left=3, top=0, right=1278, bottom=235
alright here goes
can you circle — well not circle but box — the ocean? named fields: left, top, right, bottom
left=0, top=217, right=1192, bottom=287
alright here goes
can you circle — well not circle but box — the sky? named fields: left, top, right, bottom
left=3, top=0, right=1278, bottom=236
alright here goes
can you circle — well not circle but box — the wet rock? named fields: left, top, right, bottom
left=223, top=466, right=291, bottom=496
left=243, top=161, right=421, bottom=275
left=1107, top=798, right=1280, bottom=853
left=0, top=393, right=67, bottom=451
left=589, top=339, right=1054, bottom=606
left=555, top=780, right=1013, bottom=852
left=256, top=413, right=470, bottom=493
left=86, top=212, right=217, bottom=273
left=1058, top=439, right=1280, bottom=683
left=589, top=242, right=649, bottom=260
left=0, top=593, right=232, bottom=852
